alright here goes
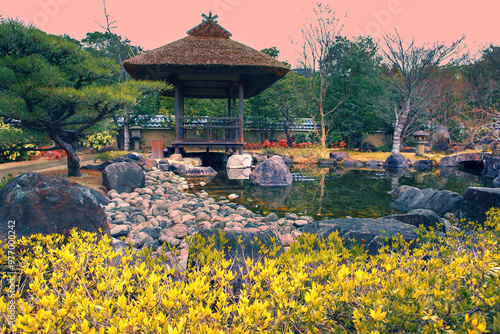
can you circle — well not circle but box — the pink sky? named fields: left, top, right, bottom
left=2, top=0, right=499, bottom=66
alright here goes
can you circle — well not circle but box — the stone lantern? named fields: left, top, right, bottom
left=130, top=125, right=143, bottom=151
left=412, top=130, right=430, bottom=156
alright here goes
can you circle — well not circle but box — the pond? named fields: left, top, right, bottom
left=186, top=165, right=494, bottom=219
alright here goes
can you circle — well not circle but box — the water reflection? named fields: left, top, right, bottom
left=249, top=186, right=292, bottom=209
left=187, top=166, right=493, bottom=219
left=226, top=168, right=251, bottom=180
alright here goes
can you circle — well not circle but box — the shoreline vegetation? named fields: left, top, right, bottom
left=1, top=209, right=499, bottom=332
left=0, top=149, right=499, bottom=332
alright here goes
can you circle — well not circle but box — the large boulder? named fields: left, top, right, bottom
left=359, top=141, right=378, bottom=152
left=226, top=154, right=253, bottom=169
left=384, top=153, right=409, bottom=169
left=102, top=162, right=145, bottom=193
left=179, top=166, right=217, bottom=182
left=330, top=152, right=350, bottom=162
left=249, top=155, right=292, bottom=187
left=390, top=186, right=463, bottom=216
left=430, top=126, right=451, bottom=152
left=460, top=187, right=500, bottom=224
left=193, top=228, right=284, bottom=290
left=438, top=156, right=458, bottom=167
left=341, top=159, right=365, bottom=168
left=0, top=173, right=109, bottom=242
left=482, top=155, right=500, bottom=180
left=383, top=209, right=444, bottom=231
left=301, top=218, right=419, bottom=255
left=413, top=159, right=434, bottom=170
left=113, top=152, right=158, bottom=172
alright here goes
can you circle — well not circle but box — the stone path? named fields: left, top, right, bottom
left=0, top=154, right=98, bottom=178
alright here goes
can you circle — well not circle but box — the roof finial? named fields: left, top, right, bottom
left=202, top=11, right=218, bottom=23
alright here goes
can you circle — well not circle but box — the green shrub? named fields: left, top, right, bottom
left=0, top=173, right=15, bottom=189
left=84, top=131, right=116, bottom=151
left=377, top=144, right=392, bottom=152
left=1, top=209, right=500, bottom=332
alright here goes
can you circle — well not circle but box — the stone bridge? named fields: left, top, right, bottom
left=453, top=152, right=491, bottom=167
left=439, top=152, right=500, bottom=185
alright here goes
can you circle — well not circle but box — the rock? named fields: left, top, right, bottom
left=169, top=224, right=188, bottom=239
left=159, top=235, right=182, bottom=248
left=0, top=173, right=110, bottom=242
left=359, top=141, right=378, bottom=152
left=228, top=194, right=239, bottom=200
left=341, top=159, right=364, bottom=168
left=195, top=212, right=211, bottom=223
left=413, top=160, right=434, bottom=170
left=91, top=189, right=111, bottom=205
left=301, top=217, right=419, bottom=255
left=83, top=161, right=112, bottom=172
left=179, top=166, right=217, bottom=179
left=390, top=186, right=463, bottom=216
left=383, top=209, right=444, bottom=231
left=112, top=152, right=157, bottom=172
left=265, top=212, right=279, bottom=222
left=384, top=154, right=409, bottom=169
left=102, top=162, right=145, bottom=193
left=330, top=152, right=350, bottom=162
left=280, top=233, right=294, bottom=246
left=166, top=248, right=189, bottom=272
left=227, top=154, right=253, bottom=169
left=366, top=160, right=383, bottom=167
left=430, top=126, right=451, bottom=151
left=110, top=225, right=131, bottom=237
left=249, top=155, right=292, bottom=187
left=169, top=162, right=189, bottom=174
left=133, top=231, right=153, bottom=248
left=482, top=155, right=500, bottom=180
left=169, top=154, right=183, bottom=162
left=183, top=157, right=202, bottom=167
left=494, top=175, right=500, bottom=188
left=318, top=158, right=335, bottom=165
left=460, top=187, right=500, bottom=224
left=293, top=220, right=309, bottom=228
left=194, top=229, right=284, bottom=271
left=438, top=156, right=458, bottom=167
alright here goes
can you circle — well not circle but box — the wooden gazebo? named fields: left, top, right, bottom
left=123, top=13, right=290, bottom=154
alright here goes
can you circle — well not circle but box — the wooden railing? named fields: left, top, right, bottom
left=178, top=116, right=242, bottom=142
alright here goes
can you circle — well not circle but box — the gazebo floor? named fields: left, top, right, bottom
left=172, top=140, right=245, bottom=154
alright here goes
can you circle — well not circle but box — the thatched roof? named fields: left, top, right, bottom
left=123, top=14, right=290, bottom=98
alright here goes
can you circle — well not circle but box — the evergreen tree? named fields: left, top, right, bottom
left=0, top=19, right=166, bottom=176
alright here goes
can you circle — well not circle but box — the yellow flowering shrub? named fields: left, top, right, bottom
left=1, top=209, right=500, bottom=333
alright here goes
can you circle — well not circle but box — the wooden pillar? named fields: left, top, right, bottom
left=174, top=80, right=181, bottom=154
left=227, top=95, right=232, bottom=141
left=238, top=81, right=244, bottom=153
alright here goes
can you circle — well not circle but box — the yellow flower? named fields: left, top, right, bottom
left=370, top=306, right=387, bottom=321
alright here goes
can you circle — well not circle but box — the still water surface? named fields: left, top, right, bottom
left=187, top=165, right=493, bottom=219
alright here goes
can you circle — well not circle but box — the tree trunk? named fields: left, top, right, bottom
left=320, top=108, right=327, bottom=147
left=284, top=123, right=293, bottom=148
left=392, top=98, right=411, bottom=154
left=53, top=134, right=81, bottom=177
left=123, top=119, right=130, bottom=152
left=66, top=149, right=81, bottom=177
